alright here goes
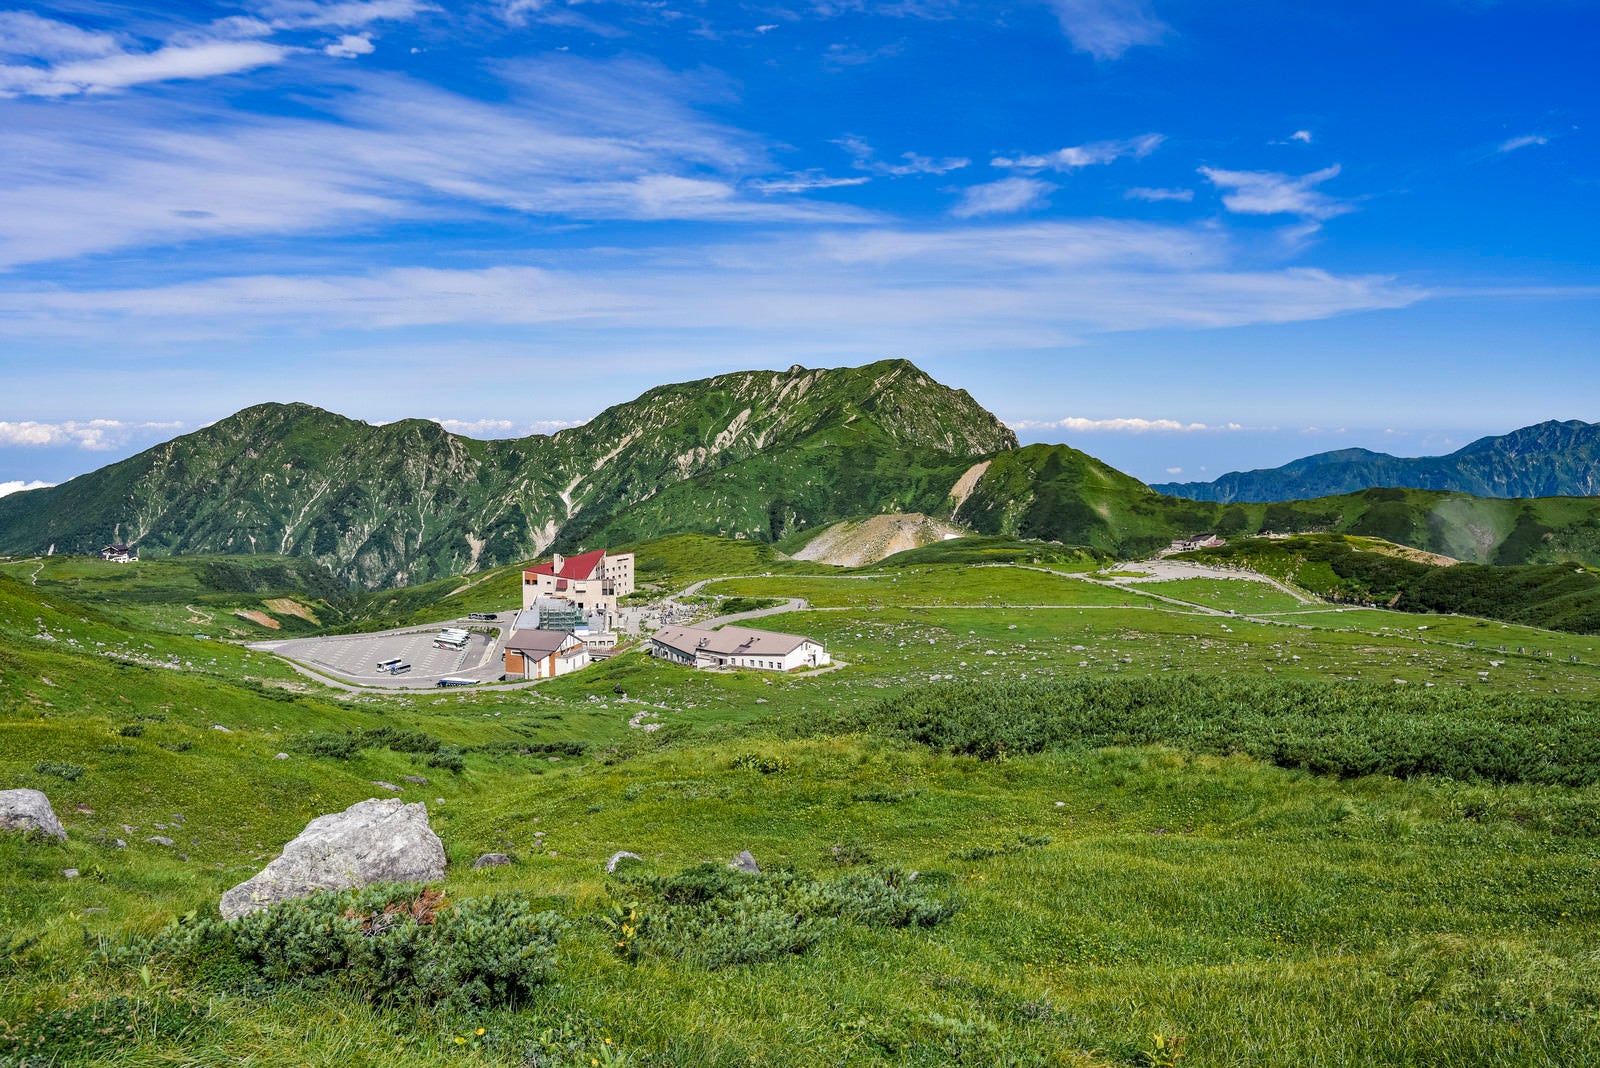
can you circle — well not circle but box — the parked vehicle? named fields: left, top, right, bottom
left=377, top=658, right=402, bottom=671
left=437, top=677, right=478, bottom=687
left=387, top=662, right=411, bottom=674
left=467, top=613, right=498, bottom=621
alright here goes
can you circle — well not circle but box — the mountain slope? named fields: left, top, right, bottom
left=0, top=360, right=1015, bottom=588
left=1153, top=420, right=1600, bottom=502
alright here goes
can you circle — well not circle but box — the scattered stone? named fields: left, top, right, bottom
left=0, top=788, right=66, bottom=842
left=219, top=799, right=446, bottom=920
left=114, top=839, right=126, bottom=849
left=212, top=725, right=232, bottom=733
left=62, top=868, right=79, bottom=879
left=274, top=753, right=289, bottom=760
left=75, top=804, right=94, bottom=814
left=371, top=781, right=402, bottom=793
left=728, top=850, right=760, bottom=874
left=606, top=850, right=643, bottom=873
left=402, top=775, right=428, bottom=785
left=83, top=907, right=108, bottom=914
left=147, top=836, right=175, bottom=847
left=472, top=853, right=512, bottom=869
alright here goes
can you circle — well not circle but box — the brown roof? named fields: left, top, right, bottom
left=505, top=628, right=584, bottom=656
left=651, top=624, right=817, bottom=658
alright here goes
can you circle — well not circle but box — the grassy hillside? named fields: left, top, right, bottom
left=1184, top=534, right=1600, bottom=633
left=5, top=546, right=1600, bottom=1065
left=0, top=361, right=1015, bottom=589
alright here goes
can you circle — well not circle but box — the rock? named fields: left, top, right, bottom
left=606, top=850, right=643, bottom=873
left=372, top=781, right=402, bottom=793
left=402, top=775, right=428, bottom=785
left=728, top=850, right=760, bottom=874
left=274, top=753, right=289, bottom=760
left=114, top=839, right=127, bottom=849
left=219, top=799, right=446, bottom=920
left=212, top=725, right=232, bottom=733
left=472, top=852, right=512, bottom=869
left=62, top=868, right=79, bottom=879
left=0, top=789, right=67, bottom=842
left=148, top=836, right=175, bottom=847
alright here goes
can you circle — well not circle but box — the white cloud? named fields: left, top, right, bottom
left=992, top=133, right=1163, bottom=171
left=835, top=135, right=968, bottom=176
left=0, top=479, right=55, bottom=498
left=255, top=1, right=433, bottom=29
left=756, top=24, right=779, bottom=33
left=1199, top=164, right=1351, bottom=221
left=1043, top=0, right=1169, bottom=60
left=1125, top=186, right=1192, bottom=202
left=324, top=33, right=375, bottom=58
left=951, top=177, right=1054, bottom=218
left=0, top=222, right=1427, bottom=354
left=431, top=418, right=515, bottom=435
left=1011, top=417, right=1244, bottom=433
left=0, top=60, right=873, bottom=269
left=0, top=12, right=121, bottom=61
left=0, top=39, right=288, bottom=97
left=0, top=420, right=183, bottom=449
left=749, top=171, right=871, bottom=194
left=1498, top=134, right=1547, bottom=154
left=1291, top=130, right=1312, bottom=143
left=1164, top=467, right=1183, bottom=475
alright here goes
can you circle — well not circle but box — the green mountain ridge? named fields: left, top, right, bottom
left=8, top=361, right=1600, bottom=586
left=0, top=360, right=1015, bottom=588
left=1152, top=419, right=1600, bottom=502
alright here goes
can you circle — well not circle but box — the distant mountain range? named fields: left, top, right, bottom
left=1153, top=420, right=1600, bottom=502
left=5, top=363, right=1600, bottom=587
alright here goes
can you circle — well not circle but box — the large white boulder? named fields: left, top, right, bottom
left=220, top=798, right=445, bottom=920
left=0, top=788, right=66, bottom=842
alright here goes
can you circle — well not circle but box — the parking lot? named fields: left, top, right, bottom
left=252, top=618, right=513, bottom=689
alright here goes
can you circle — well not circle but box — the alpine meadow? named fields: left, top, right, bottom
left=3, top=1, right=1598, bottom=1067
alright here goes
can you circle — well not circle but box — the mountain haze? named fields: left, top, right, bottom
left=0, top=361, right=1015, bottom=588
left=1153, top=420, right=1600, bottom=502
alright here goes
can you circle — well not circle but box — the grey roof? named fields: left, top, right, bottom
left=651, top=624, right=818, bottom=658
left=505, top=628, right=583, bottom=656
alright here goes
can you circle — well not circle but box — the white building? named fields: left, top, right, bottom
left=650, top=624, right=830, bottom=672
left=503, top=627, right=590, bottom=680
left=520, top=549, right=635, bottom=629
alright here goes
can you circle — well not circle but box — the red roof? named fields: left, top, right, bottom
left=525, top=548, right=606, bottom=581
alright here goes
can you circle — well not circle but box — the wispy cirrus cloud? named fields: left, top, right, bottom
left=1009, top=416, right=1244, bottom=433
left=0, top=479, right=55, bottom=498
left=1498, top=133, right=1547, bottom=154
left=1199, top=164, right=1351, bottom=221
left=749, top=170, right=871, bottom=194
left=992, top=132, right=1163, bottom=171
left=0, top=58, right=872, bottom=269
left=951, top=177, right=1054, bottom=218
left=0, top=222, right=1428, bottom=356
left=835, top=134, right=968, bottom=176
left=1125, top=186, right=1192, bottom=202
left=1042, top=0, right=1170, bottom=60
left=0, top=420, right=183, bottom=449
left=253, top=0, right=434, bottom=29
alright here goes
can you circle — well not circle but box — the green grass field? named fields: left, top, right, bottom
left=4, top=540, right=1600, bottom=1066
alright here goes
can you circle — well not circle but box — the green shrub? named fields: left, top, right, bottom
left=427, top=745, right=465, bottom=772
left=151, top=884, right=564, bottom=1010
left=295, top=733, right=363, bottom=760
left=842, top=675, right=1600, bottom=786
left=32, top=760, right=84, bottom=782
left=609, top=863, right=957, bottom=969
left=117, top=723, right=144, bottom=738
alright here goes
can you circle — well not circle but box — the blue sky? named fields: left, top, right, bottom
left=1, top=0, right=1595, bottom=494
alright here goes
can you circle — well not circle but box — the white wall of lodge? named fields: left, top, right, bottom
left=519, top=550, right=635, bottom=623
left=651, top=635, right=831, bottom=672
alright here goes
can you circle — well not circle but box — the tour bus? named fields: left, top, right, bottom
left=467, top=613, right=498, bottom=622
left=437, top=677, right=478, bottom=687
left=376, top=657, right=402, bottom=671
left=434, top=629, right=470, bottom=651
left=387, top=662, right=411, bottom=675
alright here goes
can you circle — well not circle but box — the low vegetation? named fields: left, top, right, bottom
left=3, top=536, right=1599, bottom=1065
